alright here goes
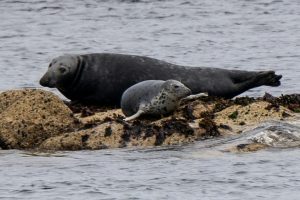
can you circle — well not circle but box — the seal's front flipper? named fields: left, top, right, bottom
left=182, top=92, right=208, bottom=101
left=124, top=110, right=145, bottom=121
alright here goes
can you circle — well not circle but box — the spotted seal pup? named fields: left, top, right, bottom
left=121, top=80, right=207, bottom=121
left=39, top=53, right=282, bottom=106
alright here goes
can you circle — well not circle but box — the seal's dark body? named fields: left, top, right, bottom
left=40, top=53, right=282, bottom=106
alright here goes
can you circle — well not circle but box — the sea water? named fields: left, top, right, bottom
left=0, top=0, right=299, bottom=199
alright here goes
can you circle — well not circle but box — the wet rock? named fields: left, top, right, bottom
left=250, top=124, right=300, bottom=148
left=40, top=94, right=298, bottom=151
left=226, top=121, right=300, bottom=153
left=40, top=122, right=124, bottom=150
left=233, top=96, right=256, bottom=106
left=40, top=117, right=206, bottom=150
left=0, top=89, right=299, bottom=151
left=214, top=101, right=295, bottom=134
left=0, top=89, right=79, bottom=149
left=263, top=93, right=300, bottom=113
left=232, top=143, right=268, bottom=152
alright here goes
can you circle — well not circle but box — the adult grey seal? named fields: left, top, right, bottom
left=39, top=53, right=282, bottom=106
left=121, top=80, right=207, bottom=121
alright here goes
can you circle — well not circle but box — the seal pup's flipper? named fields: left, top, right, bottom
left=124, top=109, right=145, bottom=121
left=182, top=92, right=208, bottom=101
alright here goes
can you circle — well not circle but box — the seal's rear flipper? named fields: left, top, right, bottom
left=257, top=71, right=282, bottom=87
left=230, top=71, right=282, bottom=99
left=265, top=73, right=282, bottom=87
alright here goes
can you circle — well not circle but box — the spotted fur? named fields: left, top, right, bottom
left=121, top=80, right=192, bottom=121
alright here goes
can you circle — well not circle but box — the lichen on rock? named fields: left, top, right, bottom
left=0, top=89, right=299, bottom=151
left=0, top=89, right=80, bottom=149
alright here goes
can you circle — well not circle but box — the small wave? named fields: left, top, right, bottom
left=37, top=6, right=64, bottom=11
left=250, top=122, right=300, bottom=148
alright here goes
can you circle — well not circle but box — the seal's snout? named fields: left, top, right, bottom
left=39, top=74, right=48, bottom=86
left=40, top=73, right=55, bottom=88
left=182, top=86, right=192, bottom=97
left=186, top=88, right=192, bottom=95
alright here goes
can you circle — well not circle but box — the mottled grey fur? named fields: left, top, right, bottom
left=121, top=80, right=193, bottom=121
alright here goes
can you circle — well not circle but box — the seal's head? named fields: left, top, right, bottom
left=146, top=80, right=192, bottom=115
left=161, top=79, right=192, bottom=100
left=39, top=55, right=79, bottom=89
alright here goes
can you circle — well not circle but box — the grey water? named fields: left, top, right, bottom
left=0, top=0, right=300, bottom=199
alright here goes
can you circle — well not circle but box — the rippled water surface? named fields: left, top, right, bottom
left=0, top=0, right=300, bottom=199
left=1, top=147, right=300, bottom=200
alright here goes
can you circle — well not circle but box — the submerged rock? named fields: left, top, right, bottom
left=226, top=121, right=300, bottom=153
left=234, top=143, right=268, bottom=153
left=250, top=123, right=300, bottom=148
left=0, top=89, right=299, bottom=151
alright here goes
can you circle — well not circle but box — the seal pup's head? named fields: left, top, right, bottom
left=150, top=80, right=192, bottom=114
left=161, top=80, right=192, bottom=100
left=39, top=55, right=79, bottom=90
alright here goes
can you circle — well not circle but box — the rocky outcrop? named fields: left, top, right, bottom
left=0, top=89, right=79, bottom=149
left=0, top=89, right=299, bottom=151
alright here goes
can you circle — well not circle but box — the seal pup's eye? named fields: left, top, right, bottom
left=59, top=67, right=67, bottom=73
left=49, top=63, right=52, bottom=68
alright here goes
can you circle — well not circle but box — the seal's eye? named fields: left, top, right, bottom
left=59, top=67, right=66, bottom=73
left=49, top=63, right=52, bottom=68
left=174, top=85, right=180, bottom=89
